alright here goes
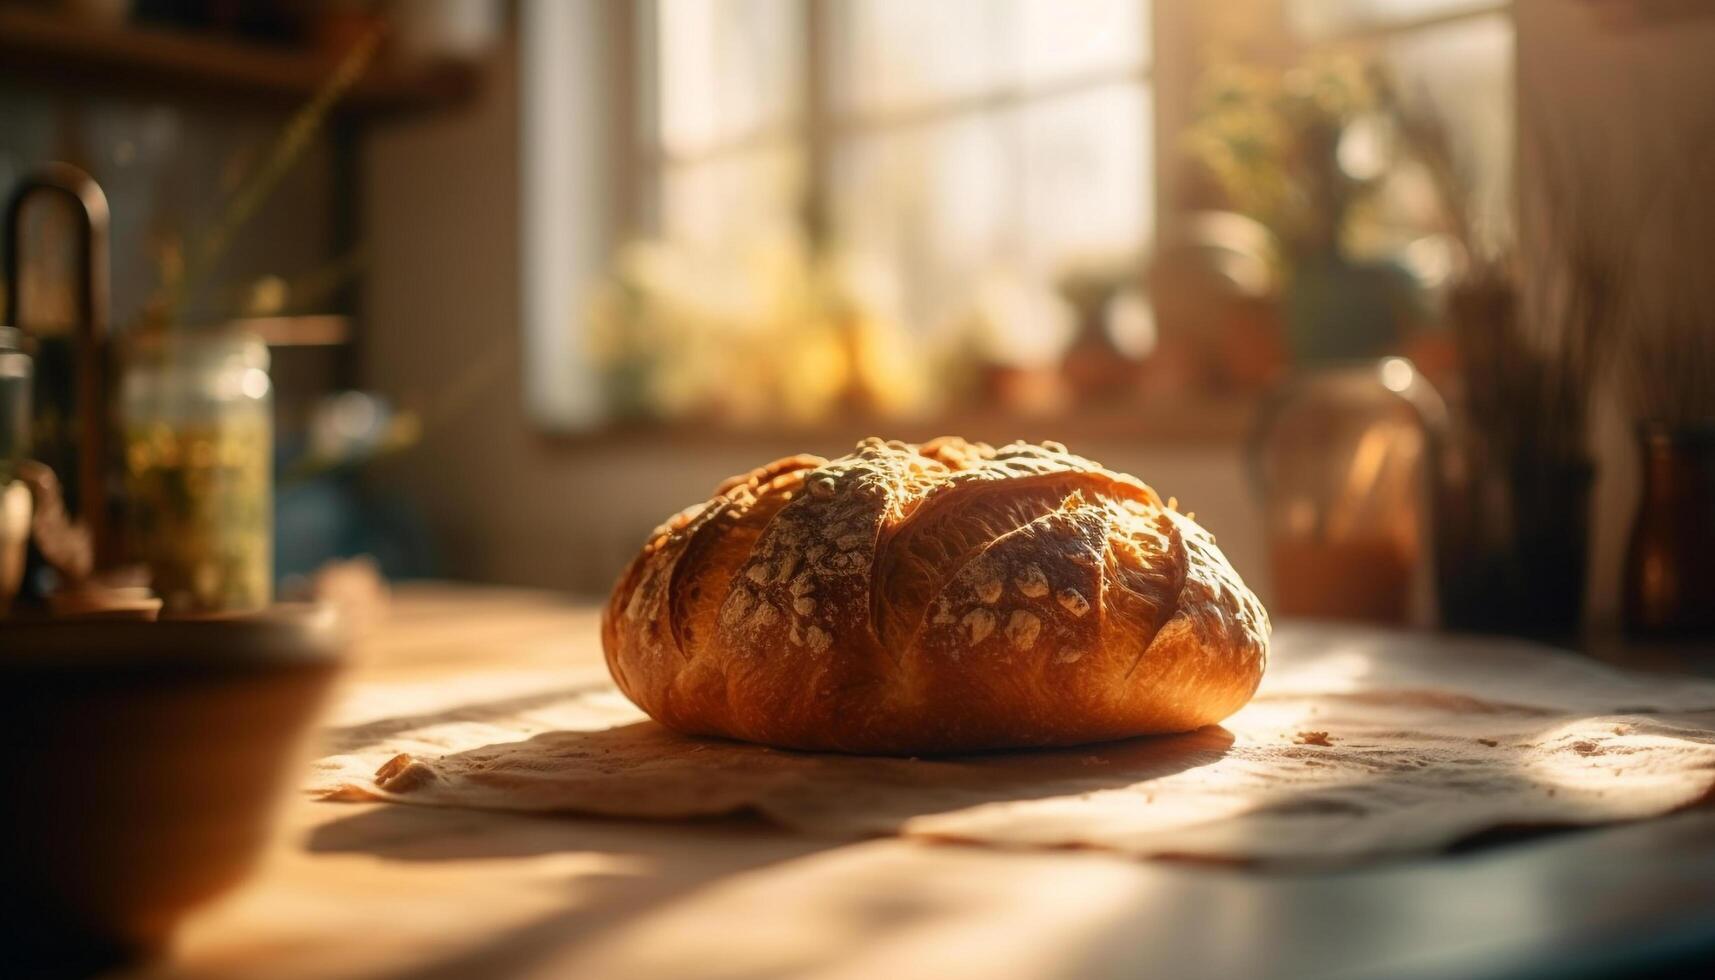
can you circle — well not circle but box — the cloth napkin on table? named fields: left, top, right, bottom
left=310, top=623, right=1715, bottom=866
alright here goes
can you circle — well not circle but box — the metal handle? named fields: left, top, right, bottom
left=3, top=162, right=113, bottom=564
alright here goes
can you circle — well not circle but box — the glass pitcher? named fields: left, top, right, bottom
left=1247, top=357, right=1446, bottom=624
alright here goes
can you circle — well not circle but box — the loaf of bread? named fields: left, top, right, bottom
left=603, top=437, right=1269, bottom=754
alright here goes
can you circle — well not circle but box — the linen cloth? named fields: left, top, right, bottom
left=311, top=623, right=1715, bottom=865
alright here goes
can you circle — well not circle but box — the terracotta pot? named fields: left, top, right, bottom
left=0, top=605, right=345, bottom=973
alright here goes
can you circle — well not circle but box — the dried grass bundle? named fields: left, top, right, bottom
left=1621, top=136, right=1715, bottom=429
left=1626, top=286, right=1715, bottom=429
left=1440, top=87, right=1628, bottom=470
left=157, top=27, right=383, bottom=326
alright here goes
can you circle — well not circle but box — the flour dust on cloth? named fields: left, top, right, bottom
left=310, top=624, right=1715, bottom=866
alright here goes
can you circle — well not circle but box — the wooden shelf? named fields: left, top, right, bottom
left=237, top=315, right=352, bottom=348
left=0, top=7, right=482, bottom=116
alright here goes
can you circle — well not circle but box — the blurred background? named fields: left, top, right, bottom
left=3, top=0, right=1712, bottom=636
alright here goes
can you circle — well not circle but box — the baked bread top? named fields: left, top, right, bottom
left=603, top=437, right=1269, bottom=754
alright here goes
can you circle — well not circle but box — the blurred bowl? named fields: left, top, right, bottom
left=0, top=604, right=346, bottom=973
left=47, top=584, right=163, bottom=621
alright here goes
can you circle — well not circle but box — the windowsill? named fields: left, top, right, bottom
left=532, top=394, right=1259, bottom=455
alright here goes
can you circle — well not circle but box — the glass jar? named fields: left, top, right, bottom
left=121, top=327, right=273, bottom=615
left=1623, top=422, right=1715, bottom=638
left=1247, top=357, right=1446, bottom=624
left=0, top=325, right=30, bottom=486
left=0, top=325, right=30, bottom=614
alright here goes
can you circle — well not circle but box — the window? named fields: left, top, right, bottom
left=520, top=0, right=1155, bottom=429
left=638, top=0, right=1153, bottom=339
left=520, top=0, right=1513, bottom=431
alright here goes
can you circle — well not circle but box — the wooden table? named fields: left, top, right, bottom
left=128, top=585, right=1715, bottom=980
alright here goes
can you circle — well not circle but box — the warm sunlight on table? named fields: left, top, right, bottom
left=125, top=584, right=1715, bottom=980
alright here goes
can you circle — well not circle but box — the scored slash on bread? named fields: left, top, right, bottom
left=603, top=437, right=1270, bottom=755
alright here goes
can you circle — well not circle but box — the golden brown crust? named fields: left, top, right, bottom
left=602, top=437, right=1270, bottom=754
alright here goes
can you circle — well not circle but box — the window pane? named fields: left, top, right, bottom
left=659, top=146, right=806, bottom=250
left=831, top=114, right=1018, bottom=332
left=651, top=0, right=1159, bottom=378
left=830, top=0, right=1011, bottom=114
left=1380, top=13, right=1513, bottom=238
left=1288, top=0, right=1505, bottom=39
left=1018, top=0, right=1150, bottom=85
left=831, top=0, right=1151, bottom=114
left=653, top=0, right=803, bottom=155
left=1020, top=81, right=1152, bottom=273
left=830, top=84, right=1153, bottom=336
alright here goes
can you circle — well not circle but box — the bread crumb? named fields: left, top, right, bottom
left=374, top=753, right=438, bottom=793
left=1477, top=738, right=1499, bottom=747
left=1294, top=731, right=1334, bottom=747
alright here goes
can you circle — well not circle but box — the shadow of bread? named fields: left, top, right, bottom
left=343, top=720, right=1237, bottom=833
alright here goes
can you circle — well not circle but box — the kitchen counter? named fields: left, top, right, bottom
left=127, top=584, right=1715, bottom=980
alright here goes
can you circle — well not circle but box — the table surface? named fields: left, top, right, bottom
left=125, top=584, right=1715, bottom=980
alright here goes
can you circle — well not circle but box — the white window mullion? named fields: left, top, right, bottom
left=631, top=0, right=665, bottom=237
left=803, top=0, right=834, bottom=245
